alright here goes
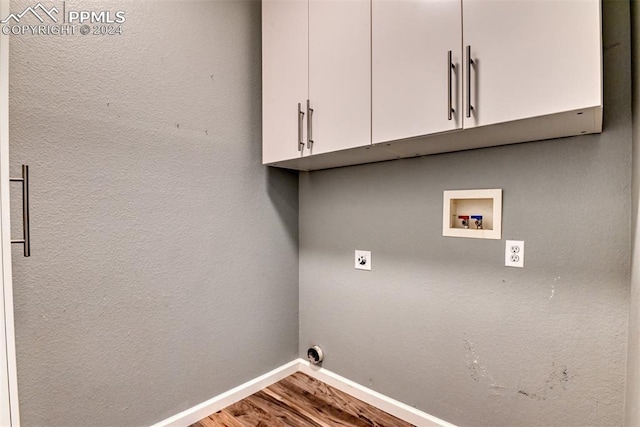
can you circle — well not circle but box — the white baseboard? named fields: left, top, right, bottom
left=298, top=359, right=456, bottom=427
left=151, top=359, right=300, bottom=427
left=151, top=358, right=456, bottom=427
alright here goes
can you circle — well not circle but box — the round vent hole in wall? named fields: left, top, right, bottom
left=307, top=346, right=324, bottom=365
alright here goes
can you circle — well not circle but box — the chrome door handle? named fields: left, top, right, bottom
left=448, top=50, right=455, bottom=120
left=10, top=164, right=30, bottom=257
left=298, top=103, right=305, bottom=152
left=307, top=99, right=314, bottom=149
left=466, top=45, right=474, bottom=118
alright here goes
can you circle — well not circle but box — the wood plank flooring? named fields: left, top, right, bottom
left=190, top=372, right=415, bottom=427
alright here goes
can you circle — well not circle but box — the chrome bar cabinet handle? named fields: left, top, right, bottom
left=448, top=50, right=455, bottom=120
left=10, top=164, right=30, bottom=257
left=307, top=99, right=314, bottom=149
left=298, top=103, right=305, bottom=152
left=466, top=45, right=474, bottom=118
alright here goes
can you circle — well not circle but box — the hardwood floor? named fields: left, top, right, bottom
left=190, top=372, right=415, bottom=427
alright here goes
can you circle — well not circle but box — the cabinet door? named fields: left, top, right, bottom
left=262, top=0, right=309, bottom=164
left=308, top=0, right=371, bottom=155
left=372, top=0, right=462, bottom=144
left=463, top=0, right=602, bottom=128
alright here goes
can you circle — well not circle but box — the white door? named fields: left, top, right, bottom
left=462, top=0, right=602, bottom=128
left=308, top=0, right=371, bottom=155
left=372, top=0, right=462, bottom=144
left=262, top=0, right=309, bottom=164
left=0, top=0, right=20, bottom=424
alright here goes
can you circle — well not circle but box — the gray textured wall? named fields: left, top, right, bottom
left=628, top=2, right=640, bottom=425
left=299, top=1, right=631, bottom=426
left=8, top=1, right=299, bottom=425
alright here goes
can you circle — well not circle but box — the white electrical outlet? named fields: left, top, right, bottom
left=355, top=250, right=371, bottom=271
left=505, top=240, right=525, bottom=268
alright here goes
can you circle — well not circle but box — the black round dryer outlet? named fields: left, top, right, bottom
left=307, top=346, right=324, bottom=365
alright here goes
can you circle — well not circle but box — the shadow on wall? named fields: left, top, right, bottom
left=267, top=167, right=299, bottom=244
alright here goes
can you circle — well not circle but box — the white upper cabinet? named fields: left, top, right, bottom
left=262, top=0, right=602, bottom=171
left=462, top=0, right=602, bottom=128
left=262, top=0, right=371, bottom=163
left=262, top=0, right=309, bottom=164
left=308, top=0, right=371, bottom=155
left=372, top=0, right=462, bottom=144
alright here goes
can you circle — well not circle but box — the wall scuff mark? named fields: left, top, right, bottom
left=518, top=364, right=574, bottom=402
left=550, top=276, right=561, bottom=299
left=464, top=338, right=506, bottom=394
left=517, top=390, right=545, bottom=401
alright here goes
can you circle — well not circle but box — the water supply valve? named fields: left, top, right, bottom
left=471, top=215, right=483, bottom=229
left=458, top=215, right=470, bottom=229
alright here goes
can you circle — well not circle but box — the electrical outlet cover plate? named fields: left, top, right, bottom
left=355, top=250, right=371, bottom=271
left=505, top=240, right=524, bottom=268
